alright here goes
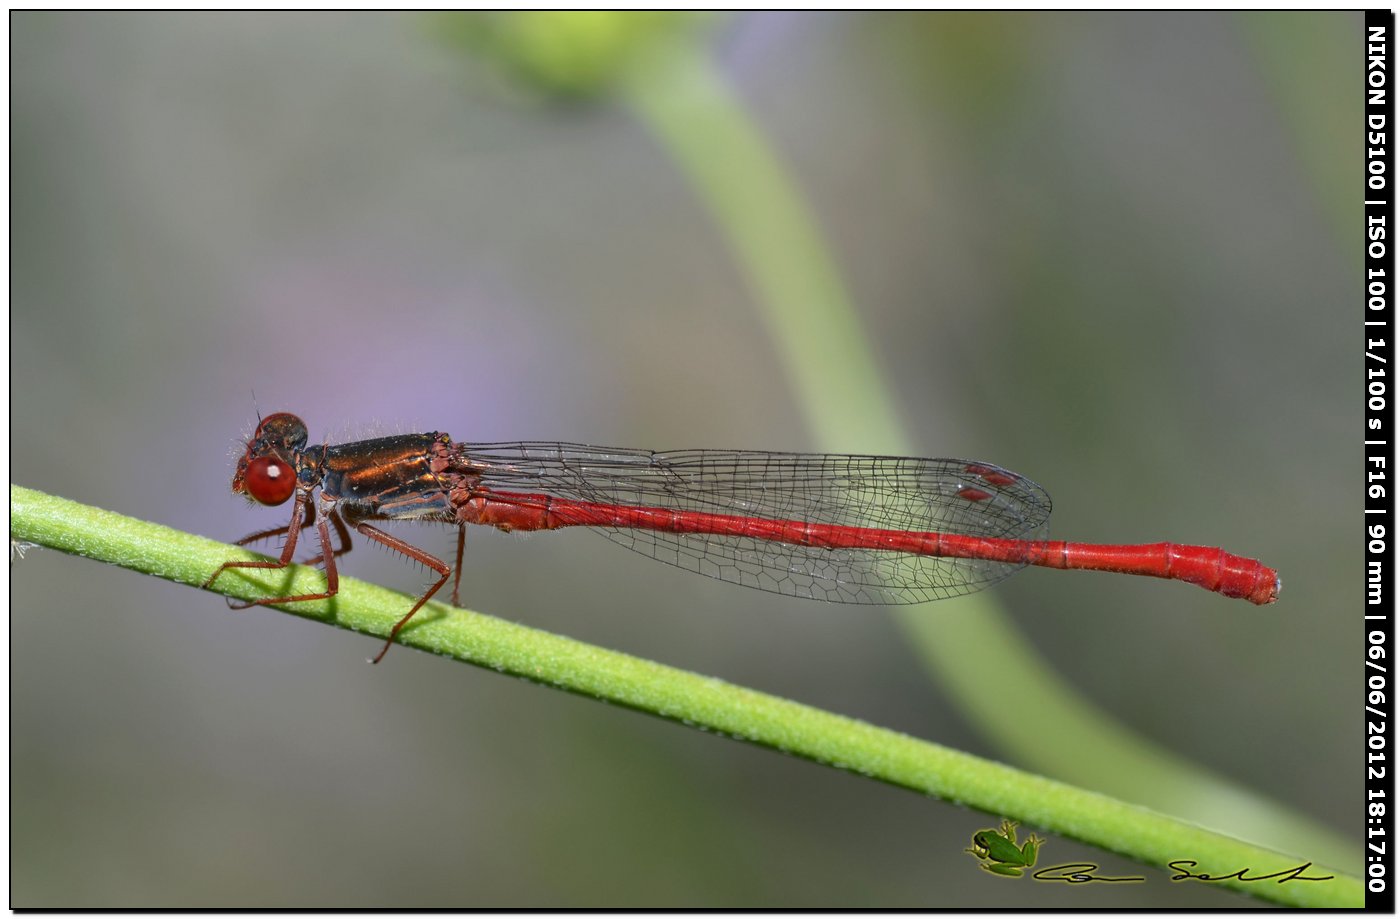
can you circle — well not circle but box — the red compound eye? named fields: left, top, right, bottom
left=243, top=455, right=296, bottom=506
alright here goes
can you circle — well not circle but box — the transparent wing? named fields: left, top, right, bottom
left=459, top=443, right=1052, bottom=604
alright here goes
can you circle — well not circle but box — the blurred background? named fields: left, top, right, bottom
left=11, top=11, right=1357, bottom=907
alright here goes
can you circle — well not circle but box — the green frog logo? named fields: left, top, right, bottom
left=965, top=819, right=1043, bottom=877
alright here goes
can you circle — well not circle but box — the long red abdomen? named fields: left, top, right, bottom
left=457, top=490, right=1279, bottom=605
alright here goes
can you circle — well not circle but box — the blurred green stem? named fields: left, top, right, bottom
left=1239, top=12, right=1357, bottom=248
left=616, top=35, right=1354, bottom=869
left=9, top=484, right=1362, bottom=907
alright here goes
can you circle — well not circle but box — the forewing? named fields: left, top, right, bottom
left=463, top=444, right=1051, bottom=604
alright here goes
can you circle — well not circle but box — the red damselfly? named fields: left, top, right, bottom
left=205, top=413, right=1279, bottom=662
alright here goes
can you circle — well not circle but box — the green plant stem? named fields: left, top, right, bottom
left=9, top=484, right=1362, bottom=907
left=615, top=36, right=1355, bottom=871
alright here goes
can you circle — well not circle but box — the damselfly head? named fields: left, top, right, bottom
left=231, top=412, right=309, bottom=506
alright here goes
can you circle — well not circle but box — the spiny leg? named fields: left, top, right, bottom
left=450, top=525, right=466, bottom=608
left=236, top=502, right=344, bottom=608
left=205, top=493, right=314, bottom=607
left=347, top=523, right=453, bottom=664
